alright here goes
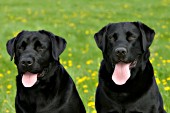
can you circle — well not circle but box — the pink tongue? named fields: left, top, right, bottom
left=22, top=72, right=38, bottom=87
left=112, top=62, right=131, bottom=85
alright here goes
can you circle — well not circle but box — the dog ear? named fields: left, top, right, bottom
left=134, top=22, right=155, bottom=51
left=6, top=31, right=25, bottom=61
left=6, top=38, right=16, bottom=61
left=51, top=36, right=66, bottom=61
left=94, top=24, right=110, bottom=52
left=39, top=30, right=67, bottom=61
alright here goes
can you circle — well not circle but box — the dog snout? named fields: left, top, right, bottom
left=20, top=57, right=34, bottom=67
left=115, top=47, right=127, bottom=57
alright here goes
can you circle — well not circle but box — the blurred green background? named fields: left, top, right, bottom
left=0, top=0, right=170, bottom=113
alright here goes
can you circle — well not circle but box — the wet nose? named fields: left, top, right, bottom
left=115, top=47, right=127, bottom=57
left=20, top=58, right=33, bottom=67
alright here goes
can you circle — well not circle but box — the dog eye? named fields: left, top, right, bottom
left=18, top=42, right=26, bottom=50
left=109, top=34, right=117, bottom=41
left=35, top=41, right=45, bottom=52
left=18, top=46, right=24, bottom=50
left=36, top=46, right=45, bottom=52
left=126, top=32, right=137, bottom=41
left=127, top=36, right=137, bottom=41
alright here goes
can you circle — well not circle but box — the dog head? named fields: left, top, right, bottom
left=6, top=30, right=66, bottom=87
left=94, top=22, right=155, bottom=85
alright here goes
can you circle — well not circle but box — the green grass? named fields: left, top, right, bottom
left=0, top=0, right=170, bottom=112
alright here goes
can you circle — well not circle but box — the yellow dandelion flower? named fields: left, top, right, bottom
left=162, top=79, right=167, bottom=85
left=86, top=77, right=90, bottom=80
left=159, top=57, right=163, bottom=60
left=163, top=81, right=167, bottom=85
left=167, top=60, right=170, bottom=63
left=68, top=60, right=72, bottom=64
left=83, top=85, right=88, bottom=88
left=98, top=63, right=100, bottom=67
left=161, top=25, right=167, bottom=29
left=164, top=105, right=166, bottom=110
left=13, top=31, right=20, bottom=37
left=62, top=61, right=67, bottom=65
left=77, top=76, right=87, bottom=84
left=21, top=18, right=27, bottom=23
left=89, top=96, right=94, bottom=100
left=156, top=78, right=161, bottom=85
left=60, top=59, right=63, bottom=64
left=88, top=101, right=95, bottom=107
left=7, top=84, right=12, bottom=89
left=84, top=89, right=88, bottom=93
left=162, top=79, right=166, bottom=83
left=76, top=65, right=81, bottom=69
left=0, top=73, right=3, bottom=78
left=157, top=64, right=160, bottom=67
left=7, top=70, right=11, bottom=74
left=123, top=4, right=129, bottom=9
left=154, top=70, right=157, bottom=76
left=150, top=58, right=154, bottom=63
left=92, top=110, right=97, bottom=113
left=85, top=30, right=90, bottom=35
left=91, top=71, right=97, bottom=77
left=68, top=60, right=73, bottom=67
left=86, top=60, right=93, bottom=65
left=6, top=91, right=11, bottom=94
left=68, top=63, right=72, bottom=67
left=88, top=70, right=92, bottom=73
left=68, top=23, right=76, bottom=28
left=68, top=48, right=72, bottom=51
left=5, top=109, right=9, bottom=113
left=68, top=53, right=72, bottom=57
left=64, top=66, right=68, bottom=69
left=164, top=86, right=170, bottom=91
left=95, top=83, right=98, bottom=87
left=3, top=99, right=7, bottom=103
left=162, top=60, right=166, bottom=64
left=154, top=52, right=158, bottom=56
left=76, top=77, right=80, bottom=80
left=167, top=77, right=170, bottom=81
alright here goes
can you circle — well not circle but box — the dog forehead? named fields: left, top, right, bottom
left=17, top=31, right=50, bottom=44
left=107, top=22, right=140, bottom=35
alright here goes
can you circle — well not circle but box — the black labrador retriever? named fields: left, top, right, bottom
left=6, top=30, right=86, bottom=113
left=94, top=22, right=166, bottom=113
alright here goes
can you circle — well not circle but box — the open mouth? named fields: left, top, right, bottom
left=37, top=68, right=48, bottom=78
left=22, top=69, right=48, bottom=87
left=112, top=59, right=138, bottom=85
left=129, top=59, right=138, bottom=69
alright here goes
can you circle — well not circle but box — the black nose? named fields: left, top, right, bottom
left=20, top=58, right=33, bottom=67
left=115, top=47, right=127, bottom=57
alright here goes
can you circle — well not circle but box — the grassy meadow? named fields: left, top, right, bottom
left=0, top=0, right=170, bottom=112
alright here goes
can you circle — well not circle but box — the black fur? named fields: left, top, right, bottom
left=94, top=22, right=166, bottom=113
left=6, top=30, right=86, bottom=113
